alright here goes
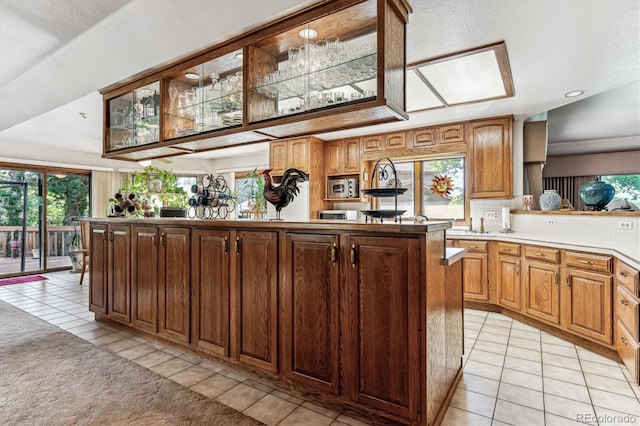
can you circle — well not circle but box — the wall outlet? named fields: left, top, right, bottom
left=619, top=221, right=633, bottom=230
left=546, top=219, right=556, bottom=226
left=485, top=210, right=499, bottom=220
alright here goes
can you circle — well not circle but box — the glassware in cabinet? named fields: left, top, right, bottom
left=164, top=49, right=244, bottom=140
left=106, top=81, right=160, bottom=152
left=247, top=1, right=378, bottom=123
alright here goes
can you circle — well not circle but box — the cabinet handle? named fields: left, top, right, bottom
left=161, top=233, right=165, bottom=246
left=554, top=273, right=558, bottom=286
left=534, top=252, right=546, bottom=257
left=621, top=336, right=628, bottom=345
left=620, top=299, right=630, bottom=306
left=151, top=235, right=156, bottom=246
left=223, top=237, right=228, bottom=254
left=619, top=271, right=629, bottom=277
left=516, top=263, right=520, bottom=275
left=503, top=248, right=513, bottom=252
left=331, top=244, right=337, bottom=263
left=578, top=259, right=594, bottom=265
left=235, top=237, right=240, bottom=254
left=566, top=275, right=571, bottom=287
left=469, top=245, right=478, bottom=249
left=350, top=244, right=356, bottom=267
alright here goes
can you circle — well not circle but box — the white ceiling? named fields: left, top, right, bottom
left=0, top=0, right=638, bottom=168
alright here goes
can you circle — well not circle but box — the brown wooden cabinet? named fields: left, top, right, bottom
left=457, top=240, right=489, bottom=302
left=615, top=260, right=640, bottom=384
left=468, top=117, right=513, bottom=198
left=412, top=123, right=464, bottom=148
left=361, top=132, right=407, bottom=155
left=158, top=227, right=191, bottom=344
left=281, top=233, right=339, bottom=394
left=192, top=229, right=230, bottom=356
left=131, top=226, right=159, bottom=333
left=496, top=242, right=521, bottom=311
left=343, top=235, right=420, bottom=421
left=231, top=230, right=279, bottom=374
left=325, top=138, right=360, bottom=176
left=89, top=224, right=108, bottom=315
left=523, top=258, right=560, bottom=324
left=107, top=225, right=131, bottom=324
left=563, top=268, right=612, bottom=345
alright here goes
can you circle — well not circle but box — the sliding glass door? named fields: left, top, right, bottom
left=0, top=167, right=90, bottom=278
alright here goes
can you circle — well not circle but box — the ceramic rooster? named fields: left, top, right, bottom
left=262, top=168, right=309, bottom=220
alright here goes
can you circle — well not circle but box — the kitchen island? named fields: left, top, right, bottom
left=87, top=218, right=462, bottom=426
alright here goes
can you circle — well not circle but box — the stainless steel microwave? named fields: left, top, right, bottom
left=327, top=178, right=359, bottom=198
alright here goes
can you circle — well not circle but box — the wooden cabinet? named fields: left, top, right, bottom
left=325, top=138, right=360, bottom=176
left=270, top=138, right=320, bottom=176
left=457, top=240, right=489, bottom=302
left=231, top=230, right=279, bottom=374
left=497, top=242, right=521, bottom=311
left=343, top=235, right=420, bottom=421
left=281, top=233, right=339, bottom=394
left=361, top=132, right=407, bottom=155
left=412, top=123, right=464, bottom=148
left=617, top=319, right=640, bottom=383
left=617, top=286, right=639, bottom=341
left=158, top=227, right=191, bottom=344
left=468, top=117, right=513, bottom=198
left=617, top=261, right=640, bottom=297
left=131, top=226, right=159, bottom=333
left=107, top=225, right=131, bottom=324
left=615, top=261, right=640, bottom=384
left=89, top=224, right=108, bottom=315
left=192, top=229, right=230, bottom=356
left=562, top=250, right=613, bottom=345
left=269, top=141, right=288, bottom=175
left=523, top=245, right=560, bottom=324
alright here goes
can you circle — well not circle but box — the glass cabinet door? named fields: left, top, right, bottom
left=106, top=81, right=160, bottom=152
left=164, top=49, right=244, bottom=140
left=248, top=1, right=378, bottom=123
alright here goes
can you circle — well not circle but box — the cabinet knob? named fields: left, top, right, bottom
left=534, top=252, right=546, bottom=257
left=619, top=271, right=629, bottom=277
left=621, top=336, right=628, bottom=345
left=578, top=259, right=594, bottom=265
left=620, top=299, right=630, bottom=306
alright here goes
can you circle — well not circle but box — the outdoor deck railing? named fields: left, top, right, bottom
left=0, top=225, right=77, bottom=258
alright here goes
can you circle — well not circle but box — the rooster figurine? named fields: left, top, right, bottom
left=262, top=168, right=309, bottom=220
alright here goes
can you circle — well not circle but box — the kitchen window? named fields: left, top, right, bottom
left=375, top=157, right=466, bottom=221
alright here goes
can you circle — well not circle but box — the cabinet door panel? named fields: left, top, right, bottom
left=468, top=118, right=512, bottom=198
left=325, top=141, right=342, bottom=175
left=497, top=256, right=520, bottom=310
left=282, top=233, right=339, bottom=394
left=270, top=141, right=288, bottom=175
left=523, top=260, right=559, bottom=324
left=89, top=225, right=108, bottom=314
left=362, top=135, right=382, bottom=153
left=344, top=236, right=419, bottom=420
left=192, top=229, right=230, bottom=356
left=288, top=138, right=309, bottom=171
left=462, top=254, right=489, bottom=301
left=343, top=138, right=361, bottom=173
left=384, top=132, right=406, bottom=150
left=158, top=227, right=191, bottom=344
left=131, top=226, right=158, bottom=333
left=439, top=124, right=464, bottom=143
left=108, top=226, right=131, bottom=323
left=232, top=230, right=278, bottom=373
left=412, top=127, right=436, bottom=148
left=563, top=269, right=612, bottom=344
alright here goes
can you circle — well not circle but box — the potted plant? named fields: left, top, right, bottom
left=117, top=165, right=188, bottom=217
left=243, top=168, right=266, bottom=219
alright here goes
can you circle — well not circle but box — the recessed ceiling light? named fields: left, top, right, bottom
left=565, top=90, right=585, bottom=98
left=299, top=28, right=318, bottom=39
left=185, top=72, right=200, bottom=80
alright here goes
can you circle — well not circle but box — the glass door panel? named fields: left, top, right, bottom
left=0, top=170, right=44, bottom=277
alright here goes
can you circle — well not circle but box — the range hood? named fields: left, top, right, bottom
left=523, top=120, right=548, bottom=209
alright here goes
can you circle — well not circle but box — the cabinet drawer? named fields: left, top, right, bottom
left=458, top=240, right=487, bottom=253
left=617, top=261, right=640, bottom=297
left=618, top=286, right=640, bottom=340
left=524, top=245, right=559, bottom=263
left=616, top=319, right=640, bottom=384
left=565, top=251, right=613, bottom=273
left=497, top=242, right=520, bottom=256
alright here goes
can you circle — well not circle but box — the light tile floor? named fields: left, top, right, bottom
left=1, top=271, right=639, bottom=426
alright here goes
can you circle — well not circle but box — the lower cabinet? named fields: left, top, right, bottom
left=343, top=235, right=420, bottom=421
left=281, top=233, right=339, bottom=394
left=231, top=230, right=279, bottom=373
left=89, top=224, right=108, bottom=315
left=192, top=229, right=230, bottom=356
left=562, top=268, right=612, bottom=344
left=131, top=226, right=159, bottom=333
left=457, top=240, right=489, bottom=301
left=497, top=249, right=521, bottom=310
left=523, top=259, right=560, bottom=324
left=158, top=227, right=191, bottom=344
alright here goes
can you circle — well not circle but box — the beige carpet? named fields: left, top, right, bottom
left=0, top=300, right=264, bottom=425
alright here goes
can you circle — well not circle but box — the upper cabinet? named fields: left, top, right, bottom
left=105, top=80, right=161, bottom=153
left=467, top=117, right=513, bottom=198
left=101, top=0, right=411, bottom=162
